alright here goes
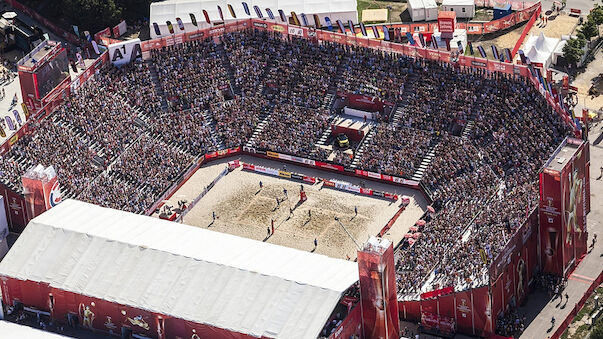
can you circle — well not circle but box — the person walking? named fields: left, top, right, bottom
left=283, top=188, right=287, bottom=197
left=267, top=227, right=271, bottom=237
left=354, top=206, right=358, bottom=216
left=314, top=238, right=318, bottom=248
left=259, top=180, right=263, bottom=188
left=212, top=211, right=216, bottom=221
left=271, top=219, right=275, bottom=235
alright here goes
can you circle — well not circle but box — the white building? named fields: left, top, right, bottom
left=441, top=0, right=475, bottom=18
left=149, top=0, right=358, bottom=39
left=407, top=0, right=439, bottom=22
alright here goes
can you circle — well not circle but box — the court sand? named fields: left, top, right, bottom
left=162, top=155, right=428, bottom=260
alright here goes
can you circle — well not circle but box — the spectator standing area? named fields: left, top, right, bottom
left=162, top=155, right=427, bottom=260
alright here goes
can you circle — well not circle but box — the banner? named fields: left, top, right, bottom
left=108, top=38, right=142, bottom=66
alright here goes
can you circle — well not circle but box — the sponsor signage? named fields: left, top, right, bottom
left=108, top=39, right=142, bottom=66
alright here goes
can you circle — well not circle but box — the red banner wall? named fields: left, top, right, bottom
left=539, top=169, right=564, bottom=276
left=454, top=290, right=473, bottom=334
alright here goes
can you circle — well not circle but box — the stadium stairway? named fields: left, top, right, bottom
left=216, top=44, right=241, bottom=96
left=202, top=110, right=226, bottom=150
left=327, top=55, right=349, bottom=95
left=410, top=146, right=437, bottom=182
left=461, top=121, right=475, bottom=140
left=147, top=63, right=168, bottom=111
left=350, top=126, right=377, bottom=168
left=391, top=106, right=405, bottom=125
left=245, top=104, right=275, bottom=149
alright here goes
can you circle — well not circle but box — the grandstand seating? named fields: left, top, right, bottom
left=0, top=28, right=572, bottom=295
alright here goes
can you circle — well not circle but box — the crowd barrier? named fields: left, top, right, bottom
left=3, top=0, right=81, bottom=45
left=175, top=167, right=229, bottom=222
left=379, top=206, right=406, bottom=237
left=322, top=178, right=398, bottom=201
left=242, top=162, right=317, bottom=184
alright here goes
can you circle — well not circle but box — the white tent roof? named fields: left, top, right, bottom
left=0, top=321, right=73, bottom=339
left=0, top=200, right=359, bottom=339
left=408, top=0, right=438, bottom=9
left=523, top=32, right=560, bottom=65
left=150, top=0, right=358, bottom=24
left=441, top=0, right=475, bottom=5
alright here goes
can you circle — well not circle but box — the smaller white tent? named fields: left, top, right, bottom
left=441, top=0, right=475, bottom=18
left=523, top=32, right=561, bottom=68
left=407, top=0, right=439, bottom=22
left=0, top=321, right=73, bottom=339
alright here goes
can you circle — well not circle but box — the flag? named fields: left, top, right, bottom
left=325, top=17, right=333, bottom=31
left=336, top=20, right=346, bottom=34
left=405, top=32, right=416, bottom=46
left=76, top=52, right=84, bottom=68
left=190, top=13, right=198, bottom=26
left=242, top=2, right=250, bottom=15
left=432, top=36, right=439, bottom=49
left=0, top=125, right=5, bottom=138
left=253, top=5, right=263, bottom=18
left=359, top=22, right=367, bottom=36
left=467, top=41, right=474, bottom=55
left=477, top=45, right=487, bottom=58
left=83, top=30, right=91, bottom=41
left=265, top=8, right=274, bottom=20
left=348, top=20, right=355, bottom=34
left=418, top=33, right=426, bottom=47
left=291, top=12, right=300, bottom=26
left=203, top=10, right=210, bottom=24
left=166, top=21, right=174, bottom=34
left=504, top=48, right=512, bottom=62
left=12, top=109, right=21, bottom=125
left=372, top=26, right=380, bottom=39
left=91, top=40, right=100, bottom=54
left=11, top=109, right=21, bottom=126
left=176, top=17, right=185, bottom=30
left=301, top=13, right=309, bottom=26
left=479, top=249, right=488, bottom=265
left=5, top=116, right=15, bottom=131
left=279, top=9, right=287, bottom=22
left=228, top=4, right=237, bottom=18
left=313, top=14, right=321, bottom=28
left=415, top=34, right=423, bottom=47
left=72, top=25, right=79, bottom=37
left=457, top=40, right=464, bottom=54
left=382, top=25, right=390, bottom=41
left=491, top=45, right=499, bottom=60
left=217, top=5, right=224, bottom=21
left=518, top=50, right=526, bottom=64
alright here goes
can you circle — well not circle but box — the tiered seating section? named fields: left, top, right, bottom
left=0, top=29, right=572, bottom=292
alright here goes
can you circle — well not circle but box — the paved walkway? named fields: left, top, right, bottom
left=519, top=129, right=603, bottom=339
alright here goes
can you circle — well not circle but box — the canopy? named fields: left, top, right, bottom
left=150, top=0, right=358, bottom=38
left=0, top=200, right=359, bottom=339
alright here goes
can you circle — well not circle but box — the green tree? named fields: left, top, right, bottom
left=587, top=4, right=603, bottom=26
left=579, top=19, right=599, bottom=40
left=563, top=38, right=585, bottom=65
left=63, top=0, right=123, bottom=33
left=592, top=319, right=603, bottom=339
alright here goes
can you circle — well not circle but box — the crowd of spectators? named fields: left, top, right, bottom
left=250, top=103, right=331, bottom=157
left=0, top=29, right=575, bottom=293
left=496, top=310, right=526, bottom=338
left=357, top=125, right=434, bottom=177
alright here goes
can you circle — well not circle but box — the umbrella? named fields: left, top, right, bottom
left=416, top=219, right=426, bottom=226
left=427, top=206, right=435, bottom=213
left=2, top=12, right=17, bottom=20
left=409, top=226, right=418, bottom=232
left=404, top=233, right=413, bottom=238
left=412, top=232, right=422, bottom=239
left=401, top=195, right=411, bottom=204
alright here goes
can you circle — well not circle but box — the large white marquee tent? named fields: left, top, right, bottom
left=149, top=0, right=358, bottom=38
